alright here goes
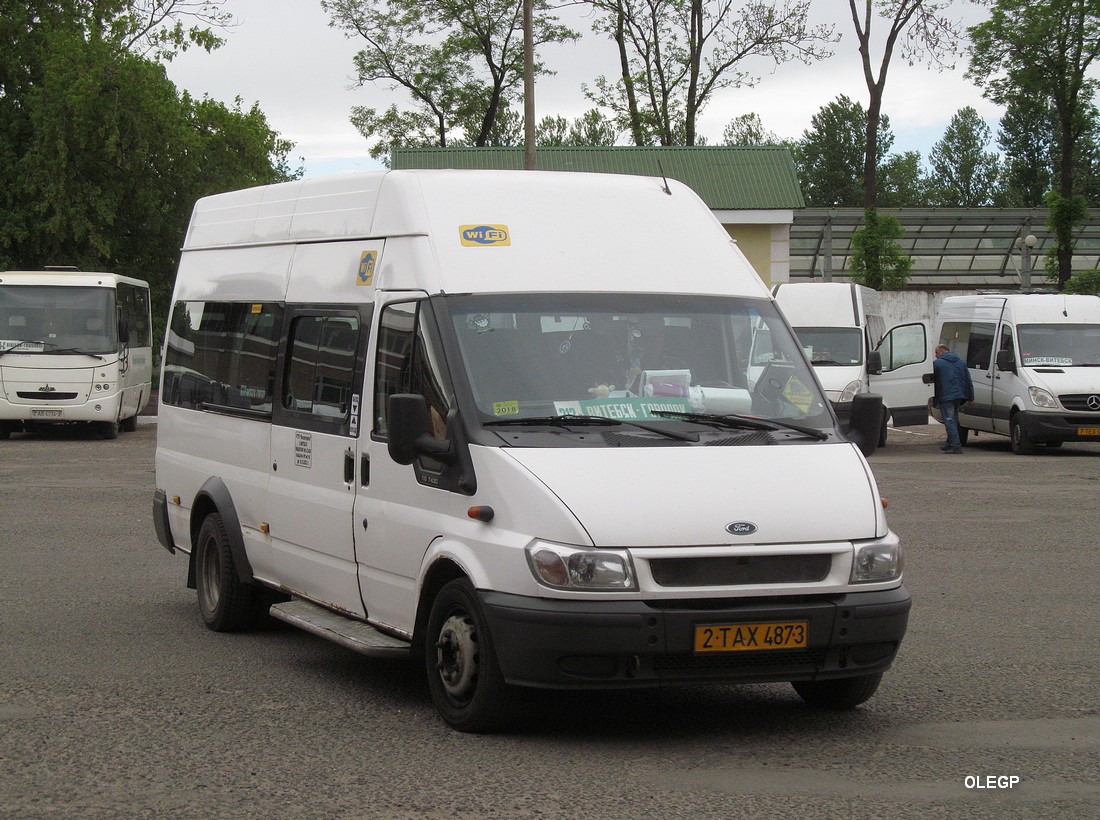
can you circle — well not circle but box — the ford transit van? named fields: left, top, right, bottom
left=931, top=294, right=1100, bottom=454
left=772, top=282, right=932, bottom=450
left=153, top=170, right=910, bottom=731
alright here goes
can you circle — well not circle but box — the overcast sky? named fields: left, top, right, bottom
left=164, top=0, right=1005, bottom=180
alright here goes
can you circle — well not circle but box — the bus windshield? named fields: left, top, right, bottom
left=0, top=285, right=117, bottom=354
left=445, top=293, right=832, bottom=429
left=1017, top=324, right=1100, bottom=367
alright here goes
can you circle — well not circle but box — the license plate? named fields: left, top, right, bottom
left=694, top=621, right=808, bottom=653
left=1078, top=427, right=1100, bottom=437
left=31, top=408, right=63, bottom=419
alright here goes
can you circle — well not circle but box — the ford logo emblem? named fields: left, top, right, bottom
left=726, top=522, right=757, bottom=536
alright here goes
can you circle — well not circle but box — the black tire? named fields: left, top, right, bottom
left=791, top=672, right=883, bottom=709
left=425, top=577, right=515, bottom=733
left=120, top=414, right=138, bottom=433
left=958, top=427, right=969, bottom=447
left=195, top=512, right=260, bottom=632
left=1010, top=415, right=1035, bottom=455
left=99, top=420, right=119, bottom=439
left=877, top=409, right=889, bottom=448
left=0, top=423, right=11, bottom=440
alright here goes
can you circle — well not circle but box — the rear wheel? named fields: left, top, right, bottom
left=120, top=414, right=138, bottom=433
left=792, top=672, right=883, bottom=709
left=877, top=409, right=889, bottom=448
left=425, top=578, right=515, bottom=733
left=99, top=420, right=119, bottom=439
left=195, top=512, right=260, bottom=632
left=1010, top=415, right=1035, bottom=455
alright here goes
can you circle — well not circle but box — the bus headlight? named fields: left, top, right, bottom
left=1028, top=386, right=1059, bottom=409
left=851, top=538, right=902, bottom=583
left=526, top=542, right=637, bottom=591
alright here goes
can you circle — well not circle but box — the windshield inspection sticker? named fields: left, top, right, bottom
left=460, top=225, right=511, bottom=246
left=781, top=376, right=814, bottom=413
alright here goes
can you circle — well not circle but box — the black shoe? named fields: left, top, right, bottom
left=943, top=448, right=962, bottom=454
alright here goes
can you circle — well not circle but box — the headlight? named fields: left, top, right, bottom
left=851, top=539, right=903, bottom=583
left=526, top=542, right=637, bottom=591
left=1028, top=386, right=1059, bottom=409
left=839, top=379, right=863, bottom=403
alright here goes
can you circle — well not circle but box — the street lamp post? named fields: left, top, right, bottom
left=1015, top=232, right=1037, bottom=290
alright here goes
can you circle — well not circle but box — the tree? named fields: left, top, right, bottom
left=720, top=113, right=778, bottom=145
left=323, top=0, right=576, bottom=162
left=848, top=208, right=913, bottom=289
left=793, top=95, right=894, bottom=207
left=0, top=3, right=297, bottom=344
left=927, top=106, right=1001, bottom=206
left=968, top=0, right=1100, bottom=288
left=847, top=0, right=963, bottom=207
left=997, top=93, right=1057, bottom=206
left=583, top=0, right=836, bottom=146
left=879, top=151, right=929, bottom=206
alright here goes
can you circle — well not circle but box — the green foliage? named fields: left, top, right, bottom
left=0, top=4, right=298, bottom=354
left=793, top=96, right=893, bottom=207
left=927, top=107, right=1001, bottom=206
left=536, top=110, right=620, bottom=146
left=848, top=208, right=912, bottom=291
left=1042, top=191, right=1090, bottom=288
left=878, top=152, right=929, bottom=207
left=721, top=113, right=779, bottom=146
left=326, top=0, right=577, bottom=158
left=1063, top=269, right=1100, bottom=295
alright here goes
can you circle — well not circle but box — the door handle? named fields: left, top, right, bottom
left=344, top=448, right=354, bottom=484
left=360, top=453, right=370, bottom=486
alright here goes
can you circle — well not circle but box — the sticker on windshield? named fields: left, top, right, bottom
left=554, top=397, right=691, bottom=420
left=1022, top=356, right=1073, bottom=366
left=492, top=400, right=520, bottom=416
left=781, top=376, right=814, bottom=413
left=0, top=339, right=44, bottom=352
left=460, top=225, right=511, bottom=246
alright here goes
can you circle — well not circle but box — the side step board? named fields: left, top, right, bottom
left=270, top=599, right=411, bottom=658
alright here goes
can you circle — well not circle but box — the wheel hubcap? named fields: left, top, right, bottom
left=199, top=538, right=221, bottom=613
left=436, top=613, right=478, bottom=701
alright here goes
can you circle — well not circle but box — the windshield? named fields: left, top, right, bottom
left=791, top=327, right=863, bottom=366
left=0, top=285, right=117, bottom=354
left=445, top=293, right=832, bottom=430
left=1017, top=324, right=1100, bottom=367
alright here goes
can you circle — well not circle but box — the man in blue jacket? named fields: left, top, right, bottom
left=933, top=343, right=975, bottom=453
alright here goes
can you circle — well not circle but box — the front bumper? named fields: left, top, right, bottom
left=480, top=585, right=911, bottom=689
left=1017, top=410, right=1100, bottom=443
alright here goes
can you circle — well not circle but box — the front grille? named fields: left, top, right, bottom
left=654, top=648, right=825, bottom=674
left=16, top=392, right=79, bottom=400
left=649, top=554, right=832, bottom=587
left=1059, top=394, right=1100, bottom=412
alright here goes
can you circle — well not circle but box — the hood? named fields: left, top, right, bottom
left=1023, top=366, right=1100, bottom=398
left=501, top=443, right=881, bottom=547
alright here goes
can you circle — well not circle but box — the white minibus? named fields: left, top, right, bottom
left=772, top=282, right=932, bottom=450
left=153, top=170, right=910, bottom=731
left=0, top=268, right=153, bottom=439
left=931, top=293, right=1100, bottom=453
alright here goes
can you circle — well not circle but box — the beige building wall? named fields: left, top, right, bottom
left=716, top=210, right=793, bottom=288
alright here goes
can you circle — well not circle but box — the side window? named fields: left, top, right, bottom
left=373, top=300, right=452, bottom=459
left=998, top=324, right=1016, bottom=367
left=163, top=300, right=282, bottom=413
left=282, top=313, right=361, bottom=425
left=940, top=321, right=995, bottom=371
left=877, top=322, right=926, bottom=371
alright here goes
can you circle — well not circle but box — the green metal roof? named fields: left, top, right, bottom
left=390, top=146, right=805, bottom=211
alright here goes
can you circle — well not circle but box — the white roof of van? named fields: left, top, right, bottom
left=181, top=169, right=770, bottom=298
left=939, top=293, right=1100, bottom=324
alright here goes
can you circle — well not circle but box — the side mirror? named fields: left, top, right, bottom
left=996, top=349, right=1016, bottom=373
left=387, top=394, right=452, bottom=466
left=866, top=350, right=882, bottom=376
left=847, top=392, right=884, bottom=457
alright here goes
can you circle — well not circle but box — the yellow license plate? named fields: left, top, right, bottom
left=694, top=621, right=808, bottom=653
left=1078, top=427, right=1100, bottom=436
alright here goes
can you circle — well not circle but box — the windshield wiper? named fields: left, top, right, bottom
left=485, top=414, right=698, bottom=442
left=48, top=347, right=106, bottom=360
left=650, top=410, right=829, bottom=441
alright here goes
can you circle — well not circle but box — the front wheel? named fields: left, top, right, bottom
left=195, top=512, right=261, bottom=632
left=1010, top=415, right=1035, bottom=455
left=425, top=578, right=515, bottom=733
left=791, top=672, right=883, bottom=709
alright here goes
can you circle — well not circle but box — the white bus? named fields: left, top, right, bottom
left=0, top=268, right=153, bottom=439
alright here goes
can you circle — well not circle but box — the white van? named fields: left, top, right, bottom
left=0, top=268, right=153, bottom=439
left=931, top=294, right=1100, bottom=454
left=152, top=170, right=910, bottom=732
left=772, top=282, right=932, bottom=450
